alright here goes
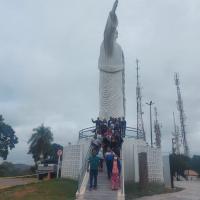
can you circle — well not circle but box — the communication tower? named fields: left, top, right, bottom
left=136, top=59, right=146, bottom=140
left=174, top=73, right=189, bottom=156
left=172, top=112, right=181, bottom=154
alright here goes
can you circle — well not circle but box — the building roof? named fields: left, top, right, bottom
left=184, top=170, right=199, bottom=176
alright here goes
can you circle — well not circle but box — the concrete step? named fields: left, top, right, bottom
left=76, top=170, right=123, bottom=200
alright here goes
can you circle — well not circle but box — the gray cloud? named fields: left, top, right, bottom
left=0, top=0, right=200, bottom=164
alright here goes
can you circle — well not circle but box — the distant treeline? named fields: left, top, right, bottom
left=0, top=162, right=35, bottom=177
left=170, top=154, right=200, bottom=178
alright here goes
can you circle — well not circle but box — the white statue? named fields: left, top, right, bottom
left=99, top=0, right=125, bottom=120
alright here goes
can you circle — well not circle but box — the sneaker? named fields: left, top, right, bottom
left=89, top=187, right=92, bottom=191
left=93, top=186, right=97, bottom=190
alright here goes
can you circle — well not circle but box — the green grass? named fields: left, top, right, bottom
left=0, top=179, right=77, bottom=200
left=125, top=182, right=182, bottom=200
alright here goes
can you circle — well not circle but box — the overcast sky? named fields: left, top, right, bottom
left=0, top=0, right=200, bottom=164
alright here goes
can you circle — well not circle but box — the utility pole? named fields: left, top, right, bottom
left=136, top=59, right=146, bottom=140
left=174, top=73, right=189, bottom=157
left=146, top=101, right=154, bottom=147
left=136, top=59, right=139, bottom=139
left=171, top=138, right=175, bottom=188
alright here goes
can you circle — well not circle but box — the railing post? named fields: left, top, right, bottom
left=120, top=148, right=125, bottom=198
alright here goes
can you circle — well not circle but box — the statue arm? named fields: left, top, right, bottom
left=106, top=0, right=118, bottom=31
left=111, top=0, right=118, bottom=15
left=104, top=13, right=118, bottom=40
left=103, top=0, right=118, bottom=55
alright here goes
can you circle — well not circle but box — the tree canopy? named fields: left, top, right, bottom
left=190, top=155, right=200, bottom=175
left=0, top=115, right=18, bottom=160
left=28, top=124, right=53, bottom=162
left=48, top=143, right=63, bottom=162
left=170, top=154, right=190, bottom=178
left=170, top=154, right=200, bottom=179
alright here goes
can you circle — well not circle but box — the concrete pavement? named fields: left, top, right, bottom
left=136, top=181, right=200, bottom=200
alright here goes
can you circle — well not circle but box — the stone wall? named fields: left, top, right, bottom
left=61, top=140, right=90, bottom=180
left=163, top=155, right=171, bottom=187
left=123, top=138, right=164, bottom=183
left=146, top=146, right=164, bottom=182
left=61, top=144, right=81, bottom=180
left=61, top=137, right=164, bottom=183
left=122, top=138, right=145, bottom=182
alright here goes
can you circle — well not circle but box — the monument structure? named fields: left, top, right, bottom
left=62, top=2, right=165, bottom=198
left=99, top=0, right=125, bottom=120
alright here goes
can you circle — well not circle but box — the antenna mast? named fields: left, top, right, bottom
left=172, top=112, right=181, bottom=154
left=174, top=73, right=189, bottom=156
left=136, top=59, right=146, bottom=140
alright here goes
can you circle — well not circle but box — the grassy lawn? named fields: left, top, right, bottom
left=0, top=179, right=77, bottom=200
left=125, top=182, right=182, bottom=200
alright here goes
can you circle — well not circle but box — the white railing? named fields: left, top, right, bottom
left=120, top=148, right=125, bottom=199
left=77, top=145, right=92, bottom=193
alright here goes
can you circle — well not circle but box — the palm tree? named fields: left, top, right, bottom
left=28, top=124, right=53, bottom=162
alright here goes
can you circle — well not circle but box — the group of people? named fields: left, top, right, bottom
left=87, top=117, right=125, bottom=191
left=87, top=147, right=121, bottom=191
left=91, top=117, right=126, bottom=138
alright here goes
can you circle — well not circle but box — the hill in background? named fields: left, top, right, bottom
left=0, top=162, right=34, bottom=177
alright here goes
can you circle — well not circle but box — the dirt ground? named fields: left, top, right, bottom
left=0, top=178, right=37, bottom=189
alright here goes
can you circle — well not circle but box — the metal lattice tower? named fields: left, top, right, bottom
left=174, top=73, right=189, bottom=156
left=136, top=59, right=146, bottom=140
left=154, top=107, right=161, bottom=148
left=172, top=112, right=181, bottom=154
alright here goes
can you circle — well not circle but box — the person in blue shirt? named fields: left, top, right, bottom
left=87, top=149, right=100, bottom=190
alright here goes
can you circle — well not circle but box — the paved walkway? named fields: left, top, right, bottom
left=136, top=181, right=200, bottom=200
left=77, top=170, right=123, bottom=200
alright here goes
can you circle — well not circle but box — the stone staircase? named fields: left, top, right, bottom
left=76, top=169, right=124, bottom=200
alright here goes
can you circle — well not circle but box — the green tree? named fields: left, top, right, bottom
left=0, top=115, right=18, bottom=160
left=48, top=143, right=63, bottom=162
left=28, top=124, right=53, bottom=162
left=0, top=162, right=16, bottom=176
left=0, top=162, right=32, bottom=177
left=170, top=154, right=191, bottom=179
left=190, top=155, right=200, bottom=174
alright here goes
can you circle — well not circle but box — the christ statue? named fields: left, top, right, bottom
left=98, top=0, right=125, bottom=120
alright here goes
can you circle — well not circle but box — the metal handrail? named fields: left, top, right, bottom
left=79, top=126, right=95, bottom=139
left=77, top=145, right=92, bottom=193
left=120, top=149, right=125, bottom=197
left=79, top=126, right=143, bottom=140
left=77, top=126, right=143, bottom=194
